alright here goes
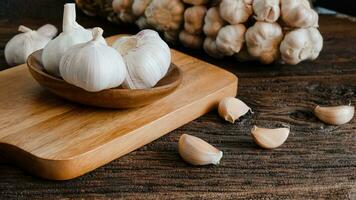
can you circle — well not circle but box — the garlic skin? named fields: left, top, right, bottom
left=203, top=7, right=225, bottom=37
left=281, top=0, right=318, bottom=28
left=183, top=0, right=208, bottom=5
left=36, top=24, right=58, bottom=39
left=218, top=97, right=251, bottom=123
left=112, top=0, right=137, bottom=23
left=179, top=31, right=203, bottom=49
left=219, top=0, right=253, bottom=25
left=203, top=37, right=225, bottom=58
left=253, top=0, right=280, bottom=23
left=216, top=24, right=246, bottom=56
left=280, top=27, right=323, bottom=65
left=135, top=16, right=152, bottom=29
left=145, top=0, right=185, bottom=32
left=112, top=0, right=132, bottom=13
left=42, top=3, right=99, bottom=76
left=251, top=126, right=289, bottom=149
left=178, top=134, right=223, bottom=166
left=245, top=22, right=283, bottom=64
left=59, top=28, right=127, bottom=92
left=184, top=6, right=207, bottom=34
left=112, top=29, right=171, bottom=89
left=132, top=0, right=152, bottom=16
left=5, top=24, right=57, bottom=66
left=314, top=105, right=354, bottom=125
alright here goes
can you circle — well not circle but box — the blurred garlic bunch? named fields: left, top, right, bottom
left=42, top=3, right=105, bottom=76
left=60, top=28, right=127, bottom=92
left=5, top=24, right=57, bottom=66
left=76, top=0, right=323, bottom=65
left=112, top=29, right=171, bottom=89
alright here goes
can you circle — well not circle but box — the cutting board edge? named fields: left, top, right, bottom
left=0, top=78, right=237, bottom=180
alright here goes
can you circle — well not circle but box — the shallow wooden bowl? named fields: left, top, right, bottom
left=27, top=50, right=182, bottom=109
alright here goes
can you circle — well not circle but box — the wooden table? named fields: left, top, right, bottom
left=0, top=8, right=355, bottom=199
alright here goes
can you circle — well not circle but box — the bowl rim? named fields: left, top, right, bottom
left=27, top=50, right=182, bottom=93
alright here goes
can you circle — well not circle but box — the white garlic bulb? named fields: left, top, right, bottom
left=112, top=29, right=171, bottom=89
left=42, top=3, right=103, bottom=76
left=5, top=24, right=57, bottom=66
left=280, top=27, right=323, bottom=65
left=59, top=28, right=127, bottom=92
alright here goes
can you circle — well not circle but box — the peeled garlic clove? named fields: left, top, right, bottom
left=314, top=105, right=354, bottom=125
left=218, top=97, right=251, bottom=123
left=112, top=29, right=171, bottom=89
left=178, top=134, right=223, bottom=165
left=251, top=126, right=289, bottom=149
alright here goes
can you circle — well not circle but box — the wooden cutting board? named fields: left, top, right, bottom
left=0, top=35, right=238, bottom=180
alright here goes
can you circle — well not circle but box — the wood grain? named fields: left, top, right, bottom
left=0, top=8, right=355, bottom=200
left=0, top=44, right=237, bottom=180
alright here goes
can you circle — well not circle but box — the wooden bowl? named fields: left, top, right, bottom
left=27, top=50, right=182, bottom=109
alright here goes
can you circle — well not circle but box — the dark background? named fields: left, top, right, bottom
left=0, top=0, right=355, bottom=20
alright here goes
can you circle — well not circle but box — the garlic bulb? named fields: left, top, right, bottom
left=251, top=126, right=290, bottom=149
left=112, top=0, right=137, bottom=23
left=184, top=6, right=207, bottom=34
left=145, top=0, right=185, bottom=32
left=112, top=29, right=171, bottom=89
left=179, top=31, right=203, bottom=49
left=314, top=105, right=354, bottom=125
left=132, top=0, right=152, bottom=16
left=5, top=24, right=57, bottom=66
left=135, top=16, right=152, bottom=29
left=203, top=37, right=224, bottom=58
left=178, top=134, right=223, bottom=165
left=218, top=97, right=251, bottom=123
left=281, top=0, right=318, bottom=28
left=253, top=0, right=280, bottom=23
left=203, top=7, right=225, bottom=38
left=280, top=27, right=323, bottom=65
left=42, top=3, right=100, bottom=76
left=183, top=0, right=209, bottom=5
left=59, top=28, right=127, bottom=92
left=216, top=24, right=246, bottom=56
left=219, top=0, right=253, bottom=25
left=245, top=22, right=283, bottom=64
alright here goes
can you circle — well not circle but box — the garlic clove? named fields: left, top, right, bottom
left=178, top=134, right=223, bottom=166
left=314, top=105, right=355, bottom=125
left=218, top=97, right=251, bottom=123
left=251, top=126, right=290, bottom=149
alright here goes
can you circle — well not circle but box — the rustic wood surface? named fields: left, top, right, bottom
left=0, top=43, right=236, bottom=180
left=0, top=1, right=355, bottom=198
